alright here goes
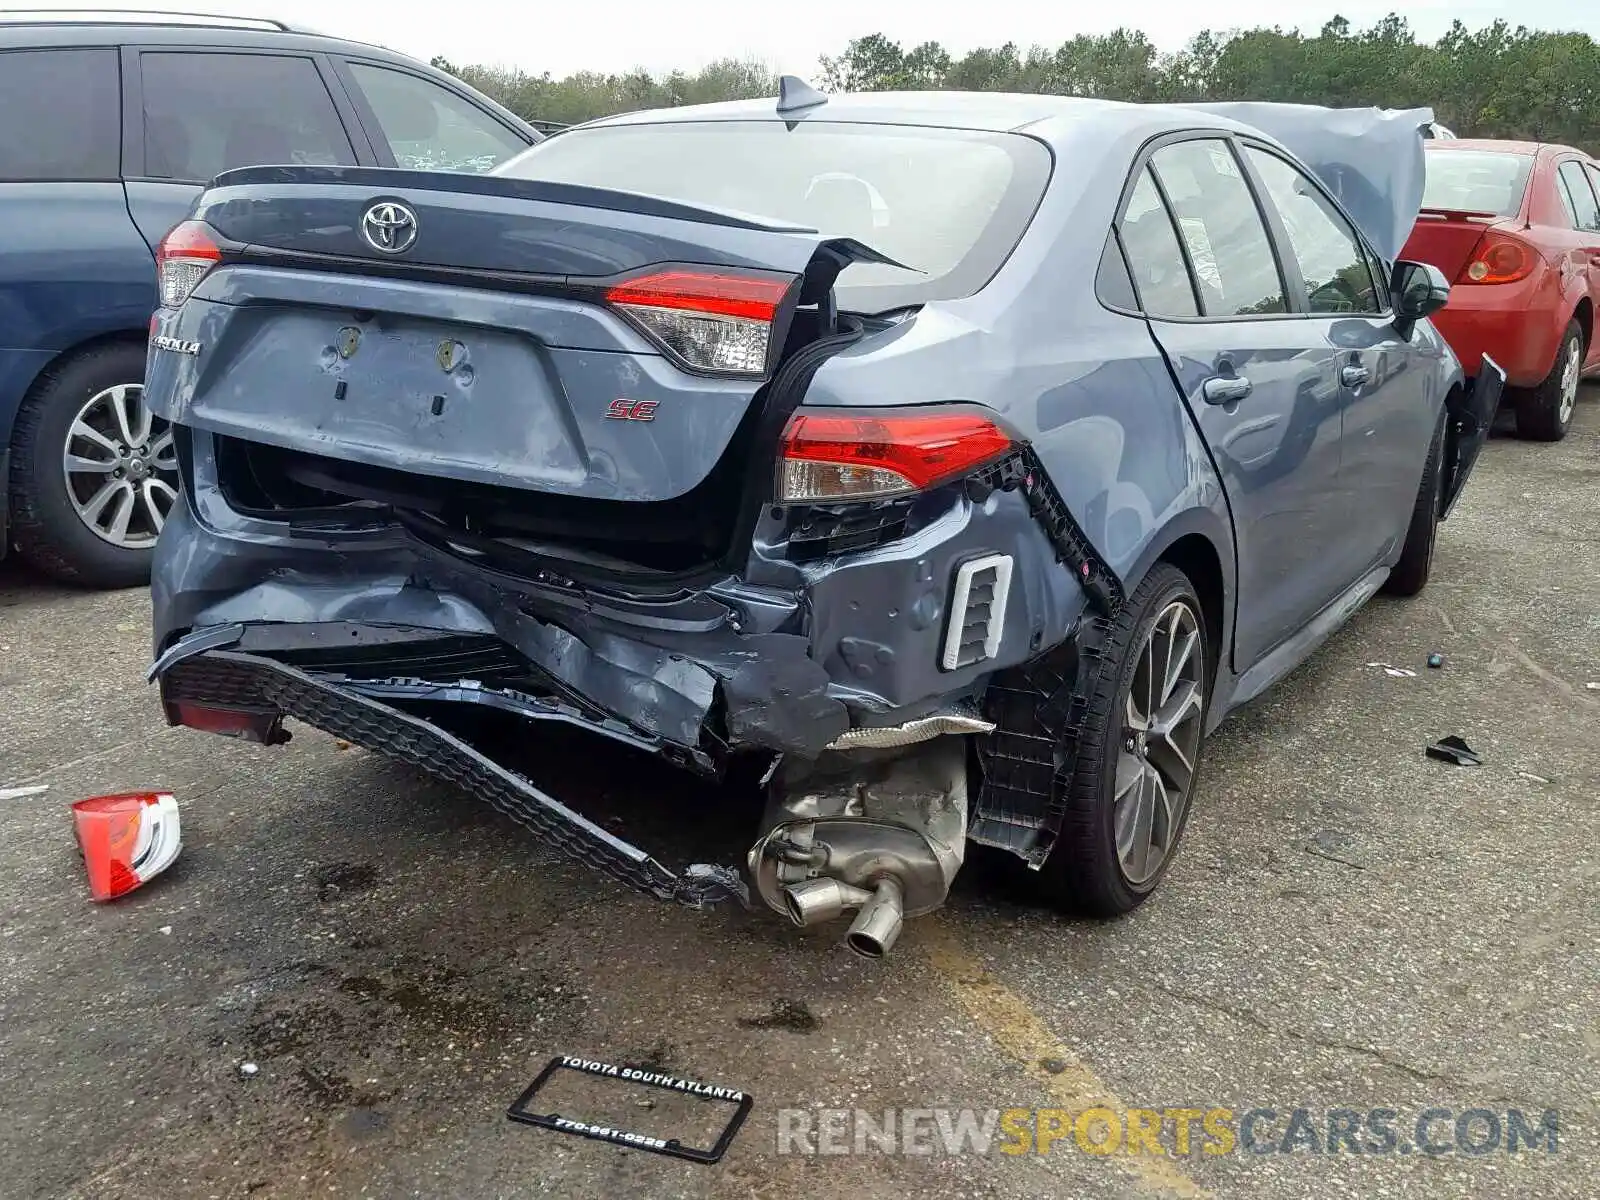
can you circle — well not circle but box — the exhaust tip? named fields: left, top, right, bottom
left=845, top=929, right=891, bottom=959
left=781, top=877, right=872, bottom=927
left=843, top=877, right=904, bottom=960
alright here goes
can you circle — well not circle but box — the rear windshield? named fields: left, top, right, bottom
left=493, top=120, right=1053, bottom=312
left=1421, top=149, right=1534, bottom=216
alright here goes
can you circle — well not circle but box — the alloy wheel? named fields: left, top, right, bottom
left=1557, top=336, right=1580, bottom=427
left=1115, top=600, right=1205, bottom=886
left=61, top=383, right=178, bottom=548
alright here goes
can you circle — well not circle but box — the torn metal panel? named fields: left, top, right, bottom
left=1185, top=101, right=1434, bottom=262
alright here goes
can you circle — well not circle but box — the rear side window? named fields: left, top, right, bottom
left=494, top=120, right=1053, bottom=313
left=1421, top=149, right=1533, bottom=217
left=0, top=48, right=120, bottom=181
left=138, top=52, right=355, bottom=181
left=1117, top=169, right=1199, bottom=318
left=346, top=63, right=528, bottom=173
left=1245, top=148, right=1382, bottom=315
left=1149, top=139, right=1289, bottom=317
left=1557, top=161, right=1600, bottom=232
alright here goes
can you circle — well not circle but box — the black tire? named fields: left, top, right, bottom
left=9, top=341, right=162, bottom=588
left=1512, top=320, right=1582, bottom=442
left=1025, top=562, right=1210, bottom=917
left=1382, top=409, right=1445, bottom=598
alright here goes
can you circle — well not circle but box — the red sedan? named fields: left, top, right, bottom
left=1399, top=138, right=1600, bottom=441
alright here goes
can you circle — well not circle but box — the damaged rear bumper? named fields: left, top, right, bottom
left=149, top=431, right=1107, bottom=920
left=157, top=646, right=749, bottom=908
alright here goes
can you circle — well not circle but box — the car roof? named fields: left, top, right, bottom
left=0, top=12, right=405, bottom=60
left=1427, top=137, right=1588, bottom=159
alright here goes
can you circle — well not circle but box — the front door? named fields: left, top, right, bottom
left=1119, top=137, right=1350, bottom=670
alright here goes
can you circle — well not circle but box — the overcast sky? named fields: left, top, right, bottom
left=79, top=1, right=1600, bottom=79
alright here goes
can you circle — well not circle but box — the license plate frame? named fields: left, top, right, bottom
left=506, top=1054, right=753, bottom=1164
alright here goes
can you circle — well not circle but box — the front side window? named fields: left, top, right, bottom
left=1246, top=148, right=1381, bottom=315
left=1149, top=139, right=1288, bottom=317
left=1557, top=161, right=1600, bottom=232
left=139, top=52, right=355, bottom=181
left=0, top=48, right=120, bottom=181
left=347, top=64, right=528, bottom=173
left=1117, top=168, right=1199, bottom=318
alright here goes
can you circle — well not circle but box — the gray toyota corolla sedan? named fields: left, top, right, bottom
left=142, top=82, right=1501, bottom=958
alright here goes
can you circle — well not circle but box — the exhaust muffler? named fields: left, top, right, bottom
left=748, top=734, right=968, bottom=959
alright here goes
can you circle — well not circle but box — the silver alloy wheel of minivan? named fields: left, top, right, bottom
left=61, top=382, right=179, bottom=548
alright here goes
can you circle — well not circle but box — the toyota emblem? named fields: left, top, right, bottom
left=360, top=200, right=418, bottom=254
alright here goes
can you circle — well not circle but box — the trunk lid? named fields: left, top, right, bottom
left=146, top=169, right=890, bottom=544
left=1401, top=211, right=1506, bottom=283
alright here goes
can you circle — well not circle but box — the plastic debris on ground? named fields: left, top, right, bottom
left=1427, top=653, right=1445, bottom=669
left=1367, top=662, right=1417, bottom=677
left=1425, top=736, right=1483, bottom=767
left=0, top=784, right=50, bottom=800
left=71, top=791, right=183, bottom=901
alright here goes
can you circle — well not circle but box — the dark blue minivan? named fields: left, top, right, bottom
left=0, top=11, right=540, bottom=585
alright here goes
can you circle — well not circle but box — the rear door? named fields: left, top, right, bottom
left=120, top=46, right=363, bottom=254
left=0, top=46, right=154, bottom=355
left=1118, top=135, right=1349, bottom=670
left=1555, top=159, right=1600, bottom=369
left=1239, top=142, right=1434, bottom=581
left=330, top=58, right=533, bottom=175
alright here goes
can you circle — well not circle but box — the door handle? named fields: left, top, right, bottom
left=1202, top=376, right=1252, bottom=404
left=1341, top=365, right=1371, bottom=388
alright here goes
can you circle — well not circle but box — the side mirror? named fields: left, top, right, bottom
left=1390, top=260, right=1450, bottom=339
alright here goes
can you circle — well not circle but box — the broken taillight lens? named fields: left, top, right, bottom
left=1456, top=231, right=1536, bottom=285
left=71, top=791, right=183, bottom=902
left=777, top=408, right=1015, bottom=503
left=605, top=269, right=795, bottom=376
left=156, top=219, right=223, bottom=307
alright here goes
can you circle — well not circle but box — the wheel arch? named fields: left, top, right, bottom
left=7, top=326, right=150, bottom=445
left=1572, top=295, right=1593, bottom=355
left=1119, top=507, right=1235, bottom=679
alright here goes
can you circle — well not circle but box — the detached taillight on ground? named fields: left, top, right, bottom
left=156, top=219, right=223, bottom=307
left=776, top=408, right=1015, bottom=503
left=605, top=269, right=795, bottom=376
left=1456, top=230, right=1536, bottom=285
left=71, top=792, right=183, bottom=902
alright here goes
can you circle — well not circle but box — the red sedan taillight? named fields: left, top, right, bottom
left=605, top=268, right=796, bottom=376
left=156, top=219, right=223, bottom=307
left=1455, top=230, right=1536, bottom=285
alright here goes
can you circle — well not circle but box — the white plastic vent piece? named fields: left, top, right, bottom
left=941, top=554, right=1014, bottom=671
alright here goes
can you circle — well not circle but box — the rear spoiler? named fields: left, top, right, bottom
left=1415, top=208, right=1501, bottom=222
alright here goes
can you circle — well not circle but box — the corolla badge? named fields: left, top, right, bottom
left=360, top=200, right=418, bottom=254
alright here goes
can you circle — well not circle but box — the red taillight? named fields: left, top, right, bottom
left=156, top=219, right=222, bottom=307
left=605, top=269, right=795, bottom=376
left=71, top=792, right=183, bottom=902
left=777, top=408, right=1015, bottom=503
left=1456, top=231, right=1535, bottom=285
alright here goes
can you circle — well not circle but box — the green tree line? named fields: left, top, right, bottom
left=434, top=14, right=1600, bottom=150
